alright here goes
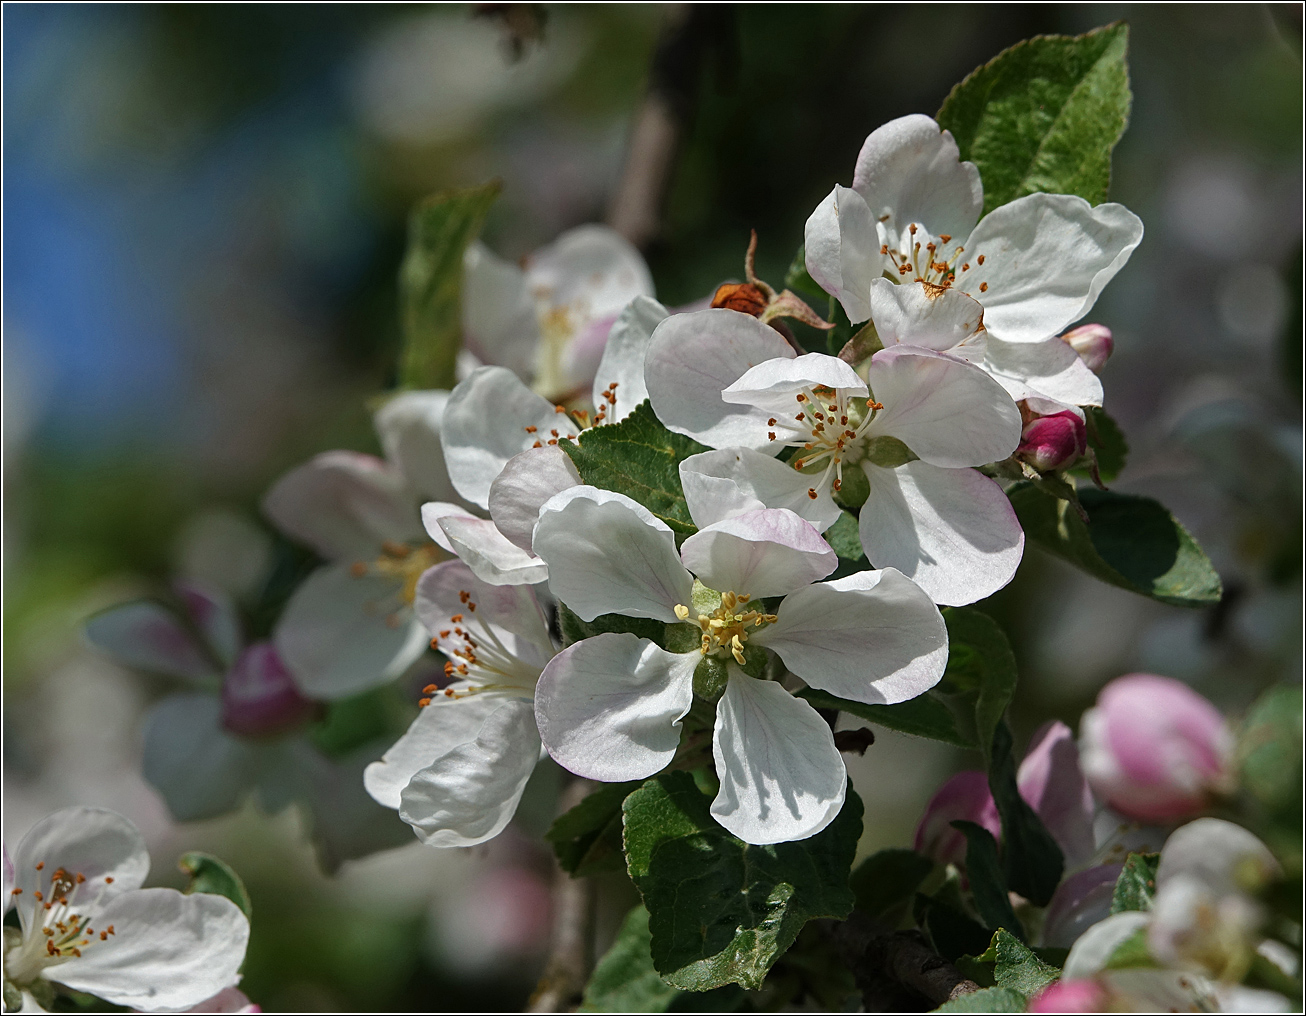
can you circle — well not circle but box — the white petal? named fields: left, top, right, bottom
left=462, top=240, right=538, bottom=381
left=437, top=515, right=549, bottom=586
left=364, top=695, right=502, bottom=809
left=679, top=448, right=843, bottom=532
left=413, top=558, right=554, bottom=669
left=868, top=278, right=986, bottom=352
left=1156, top=817, right=1281, bottom=898
left=47, top=888, right=249, bottom=1012
left=711, top=673, right=846, bottom=845
left=756, top=567, right=948, bottom=704
left=803, top=185, right=883, bottom=323
left=591, top=295, right=670, bottom=421
left=679, top=508, right=836, bottom=597
left=487, top=445, right=582, bottom=552
left=373, top=389, right=458, bottom=502
left=1061, top=911, right=1151, bottom=978
left=420, top=501, right=477, bottom=553
left=142, top=695, right=263, bottom=822
left=182, top=987, right=258, bottom=1013
left=532, top=486, right=693, bottom=623
left=261, top=451, right=419, bottom=560
left=174, top=583, right=242, bottom=671
left=83, top=601, right=218, bottom=682
left=722, top=352, right=867, bottom=408
left=273, top=562, right=430, bottom=699
left=645, top=309, right=795, bottom=450
left=441, top=366, right=580, bottom=509
left=12, top=808, right=150, bottom=935
left=980, top=335, right=1104, bottom=407
left=956, top=194, right=1144, bottom=343
left=859, top=461, right=1025, bottom=606
left=865, top=346, right=1021, bottom=467
left=398, top=698, right=541, bottom=847
left=534, top=634, right=696, bottom=782
left=851, top=114, right=982, bottom=250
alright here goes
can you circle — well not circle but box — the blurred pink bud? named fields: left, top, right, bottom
left=1041, top=864, right=1123, bottom=949
left=1028, top=978, right=1106, bottom=1013
left=1017, top=411, right=1087, bottom=472
left=914, top=771, right=1001, bottom=866
left=221, top=642, right=316, bottom=738
left=1060, top=323, right=1114, bottom=373
left=1018, top=721, right=1096, bottom=868
left=1080, top=674, right=1234, bottom=823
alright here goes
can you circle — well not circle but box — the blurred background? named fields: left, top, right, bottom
left=3, top=4, right=1301, bottom=1011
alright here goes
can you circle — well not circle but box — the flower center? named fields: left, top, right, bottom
left=532, top=296, right=588, bottom=401
left=523, top=403, right=584, bottom=447
left=673, top=591, right=777, bottom=665
left=882, top=223, right=989, bottom=295
left=5, top=863, right=117, bottom=985
left=421, top=591, right=544, bottom=706
left=350, top=541, right=444, bottom=623
left=765, top=386, right=883, bottom=494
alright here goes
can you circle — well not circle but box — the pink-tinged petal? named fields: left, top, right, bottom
left=1042, top=864, right=1125, bottom=949
left=174, top=582, right=243, bottom=671
left=711, top=672, right=846, bottom=845
left=414, top=559, right=553, bottom=670
left=865, top=346, right=1022, bottom=467
left=803, top=184, right=883, bottom=323
left=84, top=601, right=218, bottom=682
left=591, top=296, right=670, bottom=423
left=436, top=514, right=549, bottom=586
left=143, top=694, right=264, bottom=821
left=488, top=445, right=582, bottom=552
left=1028, top=979, right=1107, bottom=1013
left=679, top=448, right=843, bottom=532
left=184, top=987, right=260, bottom=1013
left=868, top=279, right=986, bottom=353
left=955, top=194, right=1144, bottom=344
left=442, top=366, right=581, bottom=510
left=373, top=389, right=458, bottom=502
left=1060, top=323, right=1114, bottom=374
left=723, top=352, right=867, bottom=408
left=1156, top=818, right=1280, bottom=899
left=262, top=450, right=419, bottom=560
left=913, top=770, right=1000, bottom=867
left=532, top=486, right=693, bottom=624
left=851, top=114, right=982, bottom=250
left=3, top=846, right=14, bottom=914
left=645, top=309, right=795, bottom=450
left=981, top=335, right=1104, bottom=407
left=1062, top=911, right=1151, bottom=979
left=1018, top=721, right=1097, bottom=868
left=421, top=501, right=478, bottom=553
left=461, top=240, right=538, bottom=381
left=221, top=642, right=316, bottom=738
left=757, top=568, right=948, bottom=705
left=680, top=508, right=836, bottom=598
left=859, top=461, right=1024, bottom=607
left=535, top=634, right=696, bottom=782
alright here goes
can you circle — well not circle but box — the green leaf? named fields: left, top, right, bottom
left=398, top=180, right=501, bottom=390
left=562, top=401, right=706, bottom=537
left=986, top=929, right=1060, bottom=997
left=953, top=822, right=1022, bottom=939
left=784, top=244, right=826, bottom=303
left=1084, top=407, right=1128, bottom=484
left=850, top=848, right=934, bottom=920
left=798, top=687, right=973, bottom=748
left=917, top=892, right=993, bottom=963
left=309, top=686, right=410, bottom=759
left=547, top=782, right=642, bottom=877
left=939, top=607, right=1017, bottom=762
left=623, top=771, right=861, bottom=991
left=179, top=852, right=252, bottom=919
left=824, top=511, right=865, bottom=560
left=1239, top=683, right=1304, bottom=820
left=1103, top=927, right=1155, bottom=970
left=932, top=986, right=1028, bottom=1013
left=937, top=23, right=1131, bottom=212
left=1110, top=852, right=1160, bottom=914
left=988, top=721, right=1064, bottom=907
left=1010, top=483, right=1222, bottom=607
left=558, top=602, right=668, bottom=649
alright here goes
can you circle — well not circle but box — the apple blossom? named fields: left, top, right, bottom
left=529, top=482, right=948, bottom=844
left=1016, top=407, right=1089, bottom=473
left=2, top=808, right=248, bottom=1013
left=1061, top=323, right=1114, bottom=373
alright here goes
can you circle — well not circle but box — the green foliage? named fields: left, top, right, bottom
left=1110, top=852, right=1160, bottom=914
left=933, top=986, right=1028, bottom=1012
left=179, top=851, right=252, bottom=919
left=849, top=848, right=933, bottom=920
left=398, top=180, right=501, bottom=390
left=988, top=721, right=1064, bottom=907
left=937, top=23, right=1131, bottom=213
left=1010, top=483, right=1222, bottom=607
left=983, top=930, right=1060, bottom=997
left=799, top=687, right=972, bottom=748
left=953, top=822, right=1022, bottom=939
left=623, top=772, right=861, bottom=991
left=784, top=244, right=826, bottom=303
left=1103, top=928, right=1155, bottom=970
left=547, top=782, right=642, bottom=877
left=825, top=511, right=865, bottom=560
left=1084, top=407, right=1129, bottom=484
left=939, top=607, right=1018, bottom=761
left=558, top=602, right=668, bottom=649
left=916, top=891, right=993, bottom=963
left=1239, top=684, right=1304, bottom=822
left=309, top=686, right=410, bottom=759
left=562, top=401, right=707, bottom=537
left=580, top=906, right=681, bottom=1012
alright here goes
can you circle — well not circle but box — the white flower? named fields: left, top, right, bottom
left=803, top=114, right=1143, bottom=406
left=529, top=483, right=947, bottom=845
left=462, top=225, right=654, bottom=402
left=2, top=808, right=248, bottom=1013
left=646, top=309, right=1024, bottom=605
left=363, top=560, right=556, bottom=847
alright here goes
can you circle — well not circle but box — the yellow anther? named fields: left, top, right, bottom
left=674, top=604, right=690, bottom=621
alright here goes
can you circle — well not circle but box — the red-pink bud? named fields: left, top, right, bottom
left=913, top=771, right=1001, bottom=866
left=1017, top=411, right=1087, bottom=472
left=1029, top=978, right=1107, bottom=1013
left=1060, top=323, right=1114, bottom=373
left=221, top=642, right=315, bottom=738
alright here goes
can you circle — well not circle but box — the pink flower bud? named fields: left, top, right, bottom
left=1060, top=323, right=1114, bottom=373
left=1018, top=721, right=1096, bottom=868
left=1017, top=411, right=1087, bottom=472
left=913, top=771, right=1001, bottom=866
left=1079, top=674, right=1234, bottom=823
left=1029, top=978, right=1106, bottom=1013
left=221, top=642, right=315, bottom=738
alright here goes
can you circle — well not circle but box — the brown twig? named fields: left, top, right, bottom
left=827, top=911, right=980, bottom=1009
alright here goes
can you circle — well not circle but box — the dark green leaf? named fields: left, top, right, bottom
left=988, top=721, right=1064, bottom=907
left=309, top=686, right=410, bottom=759
left=179, top=852, right=252, bottom=919
left=1239, top=684, right=1304, bottom=820
left=1084, top=407, right=1128, bottom=484
left=1110, top=852, right=1160, bottom=914
left=398, top=180, right=501, bottom=389
left=932, top=986, right=1028, bottom=1013
left=547, top=782, right=642, bottom=877
left=799, top=687, right=973, bottom=748
left=825, top=511, right=865, bottom=560
left=580, top=905, right=681, bottom=1012
left=917, top=893, right=993, bottom=964
left=940, top=607, right=1017, bottom=762
left=937, top=23, right=1131, bottom=212
left=953, top=822, right=1022, bottom=939
left=623, top=772, right=861, bottom=991
left=1010, top=483, right=1222, bottom=607
left=562, top=401, right=706, bottom=536
left=850, top=848, right=933, bottom=920
left=986, top=929, right=1059, bottom=997
left=558, top=602, right=668, bottom=649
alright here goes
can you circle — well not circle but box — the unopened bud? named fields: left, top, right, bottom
left=1016, top=410, right=1087, bottom=472
left=221, top=642, right=315, bottom=738
left=1061, top=323, right=1114, bottom=373
left=913, top=771, right=1000, bottom=867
